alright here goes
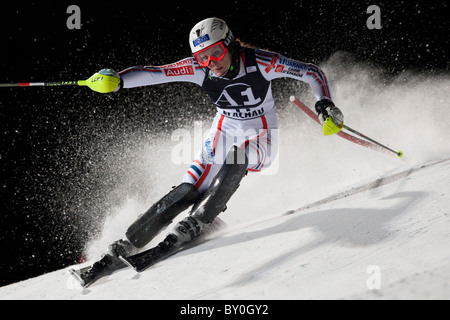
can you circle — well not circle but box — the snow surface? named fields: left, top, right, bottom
left=1, top=158, right=449, bottom=300
left=1, top=55, right=450, bottom=299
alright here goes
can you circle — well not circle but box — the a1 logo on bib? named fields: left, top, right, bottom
left=215, top=83, right=262, bottom=107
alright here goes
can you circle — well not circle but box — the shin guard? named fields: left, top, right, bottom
left=125, top=183, right=201, bottom=248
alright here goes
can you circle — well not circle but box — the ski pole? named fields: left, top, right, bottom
left=0, top=69, right=120, bottom=93
left=342, top=124, right=403, bottom=158
left=0, top=81, right=85, bottom=88
left=290, top=96, right=403, bottom=158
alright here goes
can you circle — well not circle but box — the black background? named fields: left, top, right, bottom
left=0, top=1, right=448, bottom=288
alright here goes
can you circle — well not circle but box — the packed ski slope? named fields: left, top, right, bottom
left=1, top=157, right=449, bottom=299
left=1, top=53, right=449, bottom=299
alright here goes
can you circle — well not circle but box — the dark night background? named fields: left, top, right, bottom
left=0, top=1, right=448, bottom=288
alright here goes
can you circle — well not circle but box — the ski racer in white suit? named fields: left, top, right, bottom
left=90, top=18, right=344, bottom=257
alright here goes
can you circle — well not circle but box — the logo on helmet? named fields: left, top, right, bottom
left=223, top=30, right=234, bottom=47
left=193, top=34, right=210, bottom=47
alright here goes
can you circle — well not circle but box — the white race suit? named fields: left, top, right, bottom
left=119, top=47, right=333, bottom=193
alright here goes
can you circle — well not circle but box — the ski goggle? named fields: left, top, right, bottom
left=193, top=41, right=227, bottom=67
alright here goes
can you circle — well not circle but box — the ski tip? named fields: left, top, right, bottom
left=289, top=96, right=296, bottom=102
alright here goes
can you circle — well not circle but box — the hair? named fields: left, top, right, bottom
left=234, top=38, right=257, bottom=49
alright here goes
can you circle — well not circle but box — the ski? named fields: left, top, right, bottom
left=119, top=234, right=181, bottom=273
left=68, top=254, right=127, bottom=288
left=121, top=217, right=228, bottom=273
left=68, top=218, right=227, bottom=286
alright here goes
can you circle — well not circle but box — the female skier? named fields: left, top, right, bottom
left=88, top=17, right=343, bottom=262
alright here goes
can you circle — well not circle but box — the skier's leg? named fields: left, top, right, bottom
left=168, top=113, right=278, bottom=246
left=241, top=112, right=279, bottom=173
left=109, top=115, right=227, bottom=257
left=108, top=183, right=201, bottom=257
left=181, top=113, right=227, bottom=194
left=74, top=183, right=201, bottom=287
left=170, top=145, right=248, bottom=245
left=125, top=183, right=201, bottom=247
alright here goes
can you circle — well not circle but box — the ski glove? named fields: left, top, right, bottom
left=82, top=69, right=122, bottom=93
left=315, top=98, right=344, bottom=136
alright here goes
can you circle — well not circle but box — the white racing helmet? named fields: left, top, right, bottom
left=189, top=17, right=234, bottom=54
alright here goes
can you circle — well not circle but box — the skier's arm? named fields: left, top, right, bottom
left=86, top=58, right=206, bottom=93
left=255, top=49, right=343, bottom=134
left=255, top=49, right=332, bottom=101
left=119, top=58, right=205, bottom=88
